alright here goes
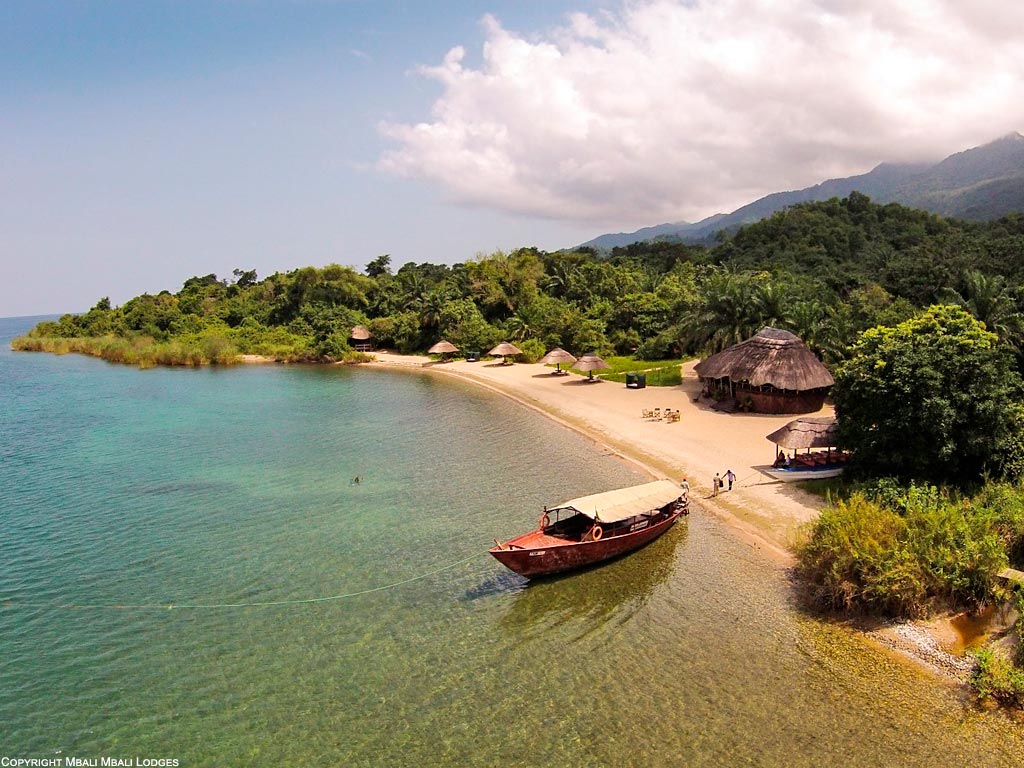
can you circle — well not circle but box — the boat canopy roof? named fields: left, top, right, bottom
left=550, top=480, right=682, bottom=523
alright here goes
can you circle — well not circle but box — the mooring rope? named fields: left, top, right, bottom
left=2, top=551, right=483, bottom=611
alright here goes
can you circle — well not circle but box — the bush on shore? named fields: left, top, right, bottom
left=971, top=593, right=1024, bottom=708
left=12, top=334, right=239, bottom=367
left=795, top=484, right=1015, bottom=619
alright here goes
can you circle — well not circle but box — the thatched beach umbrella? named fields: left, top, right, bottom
left=539, top=347, right=577, bottom=374
left=427, top=339, right=459, bottom=361
left=488, top=341, right=522, bottom=365
left=573, top=353, right=611, bottom=381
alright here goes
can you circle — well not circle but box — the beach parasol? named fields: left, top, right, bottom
left=488, top=341, right=523, bottom=365
left=539, top=347, right=577, bottom=374
left=573, top=353, right=611, bottom=381
left=427, top=339, right=459, bottom=361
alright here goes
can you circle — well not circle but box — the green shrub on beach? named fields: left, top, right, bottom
left=972, top=647, right=1024, bottom=708
left=969, top=592, right=1024, bottom=707
left=515, top=338, right=546, bottom=363
left=796, top=487, right=1008, bottom=618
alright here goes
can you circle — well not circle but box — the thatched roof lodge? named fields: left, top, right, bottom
left=694, top=327, right=833, bottom=414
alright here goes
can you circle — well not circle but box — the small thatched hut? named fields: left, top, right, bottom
left=694, top=327, right=833, bottom=414
left=766, top=416, right=837, bottom=452
left=350, top=325, right=373, bottom=352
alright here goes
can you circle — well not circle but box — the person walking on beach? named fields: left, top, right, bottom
left=724, top=469, right=736, bottom=491
left=680, top=477, right=690, bottom=501
left=712, top=472, right=721, bottom=497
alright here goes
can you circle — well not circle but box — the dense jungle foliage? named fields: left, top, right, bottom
left=15, top=194, right=1024, bottom=369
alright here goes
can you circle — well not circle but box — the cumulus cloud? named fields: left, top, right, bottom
left=378, top=0, right=1024, bottom=226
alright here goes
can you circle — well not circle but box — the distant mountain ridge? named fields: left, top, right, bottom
left=581, top=133, right=1024, bottom=249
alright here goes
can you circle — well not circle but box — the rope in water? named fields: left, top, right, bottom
left=2, top=551, right=483, bottom=611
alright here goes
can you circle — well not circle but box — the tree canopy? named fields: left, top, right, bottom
left=833, top=304, right=1024, bottom=486
left=14, top=195, right=1024, bottom=378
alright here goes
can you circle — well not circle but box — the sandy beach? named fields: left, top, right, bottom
left=368, top=353, right=833, bottom=561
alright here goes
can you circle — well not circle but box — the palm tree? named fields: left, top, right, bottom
left=397, top=270, right=427, bottom=310
left=940, top=271, right=1024, bottom=348
left=417, top=289, right=448, bottom=332
left=751, top=281, right=793, bottom=329
left=789, top=300, right=850, bottom=364
left=680, top=271, right=758, bottom=353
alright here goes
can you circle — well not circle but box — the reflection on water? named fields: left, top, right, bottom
left=499, top=524, right=685, bottom=641
left=463, top=570, right=528, bottom=601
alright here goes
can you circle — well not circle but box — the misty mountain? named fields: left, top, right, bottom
left=581, top=133, right=1024, bottom=249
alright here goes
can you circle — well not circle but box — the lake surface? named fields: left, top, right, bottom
left=2, top=315, right=1022, bottom=767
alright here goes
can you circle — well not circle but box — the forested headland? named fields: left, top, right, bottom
left=15, top=192, right=1024, bottom=703
left=15, top=192, right=1024, bottom=367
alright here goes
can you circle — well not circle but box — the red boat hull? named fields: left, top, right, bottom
left=489, top=510, right=685, bottom=578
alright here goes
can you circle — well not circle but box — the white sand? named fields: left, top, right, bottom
left=369, top=353, right=832, bottom=560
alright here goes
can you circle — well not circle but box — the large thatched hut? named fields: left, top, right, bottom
left=694, top=327, right=833, bottom=414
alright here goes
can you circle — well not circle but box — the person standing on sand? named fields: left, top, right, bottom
left=712, top=472, right=721, bottom=496
left=724, top=469, right=736, bottom=491
left=680, top=477, right=689, bottom=501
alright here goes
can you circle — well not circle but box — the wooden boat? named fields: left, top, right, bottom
left=489, top=480, right=688, bottom=578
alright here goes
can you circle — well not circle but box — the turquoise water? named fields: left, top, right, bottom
left=2, top=315, right=1023, bottom=767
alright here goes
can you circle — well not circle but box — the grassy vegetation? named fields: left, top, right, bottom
left=11, top=334, right=238, bottom=367
left=972, top=649, right=1024, bottom=708
left=12, top=331, right=371, bottom=367
left=796, top=483, right=1024, bottom=619
left=971, top=593, right=1024, bottom=708
left=595, top=356, right=687, bottom=386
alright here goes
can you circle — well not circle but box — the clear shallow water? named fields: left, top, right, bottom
left=2, top=315, right=1023, bottom=767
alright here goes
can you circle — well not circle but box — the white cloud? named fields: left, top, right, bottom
left=378, top=0, right=1024, bottom=227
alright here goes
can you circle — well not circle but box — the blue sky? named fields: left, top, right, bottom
left=3, top=1, right=1022, bottom=316
left=1, top=1, right=604, bottom=315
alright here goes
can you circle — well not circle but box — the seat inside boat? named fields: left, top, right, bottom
left=546, top=512, right=594, bottom=540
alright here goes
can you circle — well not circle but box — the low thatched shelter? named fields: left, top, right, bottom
left=573, top=353, right=611, bottom=382
left=694, top=327, right=833, bottom=414
left=766, top=416, right=837, bottom=452
left=350, top=325, right=373, bottom=352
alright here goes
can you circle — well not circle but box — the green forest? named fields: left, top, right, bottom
left=15, top=192, right=1024, bottom=704
left=16, top=192, right=1024, bottom=367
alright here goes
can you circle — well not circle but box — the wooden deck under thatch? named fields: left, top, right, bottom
left=350, top=325, right=373, bottom=351
left=766, top=416, right=838, bottom=449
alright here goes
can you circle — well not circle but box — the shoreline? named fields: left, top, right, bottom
left=368, top=352, right=824, bottom=562
left=365, top=352, right=995, bottom=681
